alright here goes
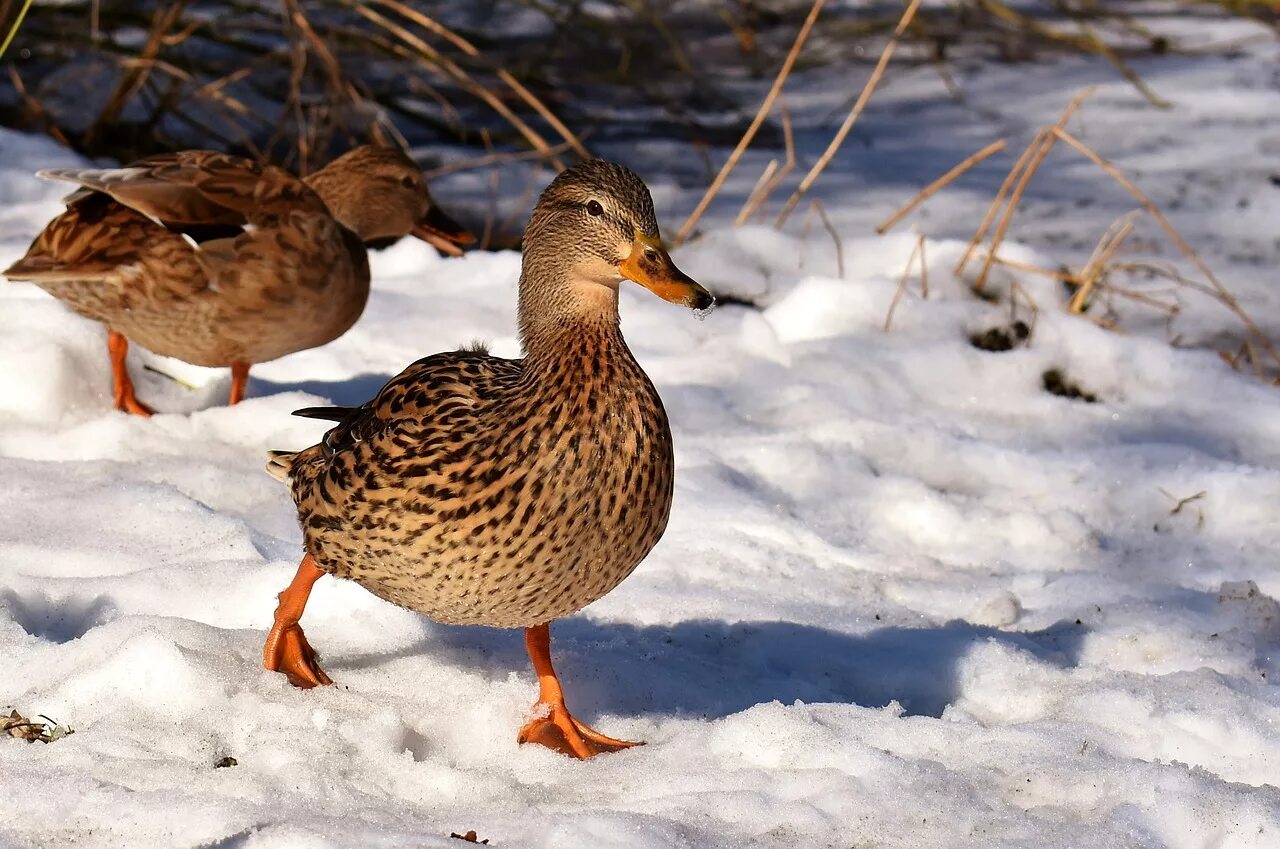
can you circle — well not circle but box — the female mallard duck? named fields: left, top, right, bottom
left=263, top=159, right=713, bottom=759
left=3, top=146, right=472, bottom=415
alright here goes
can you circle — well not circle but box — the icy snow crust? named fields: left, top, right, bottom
left=4, top=26, right=1280, bottom=849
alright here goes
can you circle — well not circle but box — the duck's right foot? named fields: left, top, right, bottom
left=263, top=622, right=333, bottom=689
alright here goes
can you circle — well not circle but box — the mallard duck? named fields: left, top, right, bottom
left=3, top=146, right=472, bottom=415
left=263, top=159, right=713, bottom=759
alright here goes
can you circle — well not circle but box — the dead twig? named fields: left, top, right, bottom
left=675, top=0, right=826, bottom=245
left=425, top=140, right=575, bottom=179
left=777, top=0, right=923, bottom=226
left=1069, top=210, right=1140, bottom=313
left=372, top=0, right=589, bottom=159
left=876, top=138, right=1007, bottom=233
left=811, top=199, right=844, bottom=278
left=736, top=100, right=796, bottom=224
left=351, top=2, right=565, bottom=170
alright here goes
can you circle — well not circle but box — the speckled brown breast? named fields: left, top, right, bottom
left=283, top=331, right=674, bottom=628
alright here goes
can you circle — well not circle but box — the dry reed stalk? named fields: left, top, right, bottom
left=479, top=130, right=499, bottom=251
left=884, top=234, right=925, bottom=332
left=811, top=199, right=845, bottom=278
left=426, top=141, right=575, bottom=179
left=917, top=232, right=929, bottom=298
left=970, top=89, right=1096, bottom=289
left=954, top=131, right=1046, bottom=276
left=970, top=131, right=1057, bottom=290
left=1100, top=282, right=1180, bottom=314
left=373, top=0, right=589, bottom=159
left=992, top=255, right=1075, bottom=282
left=1109, top=260, right=1218, bottom=300
left=736, top=100, right=796, bottom=224
left=777, top=0, right=923, bottom=226
left=0, top=0, right=33, bottom=60
left=738, top=159, right=780, bottom=222
left=876, top=138, right=1007, bottom=234
left=86, top=2, right=185, bottom=146
left=674, top=0, right=826, bottom=245
left=1010, top=277, right=1040, bottom=334
left=1069, top=211, right=1139, bottom=313
left=351, top=3, right=565, bottom=170
left=955, top=87, right=1095, bottom=276
left=7, top=67, right=68, bottom=146
left=1051, top=126, right=1280, bottom=368
left=976, top=0, right=1169, bottom=107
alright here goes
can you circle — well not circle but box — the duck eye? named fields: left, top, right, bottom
left=586, top=200, right=604, bottom=217
left=400, top=175, right=416, bottom=189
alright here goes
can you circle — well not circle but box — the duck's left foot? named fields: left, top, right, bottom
left=263, top=554, right=332, bottom=689
left=518, top=704, right=642, bottom=759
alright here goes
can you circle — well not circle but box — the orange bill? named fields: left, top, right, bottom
left=617, top=233, right=714, bottom=310
left=411, top=203, right=475, bottom=257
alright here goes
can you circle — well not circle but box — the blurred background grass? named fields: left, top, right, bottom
left=0, top=1, right=1274, bottom=175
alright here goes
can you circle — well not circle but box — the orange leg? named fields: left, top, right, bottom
left=106, top=331, right=154, bottom=417
left=263, top=553, right=333, bottom=689
left=228, top=361, right=251, bottom=405
left=516, top=623, right=642, bottom=759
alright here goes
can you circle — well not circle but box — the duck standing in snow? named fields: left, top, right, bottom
left=3, top=146, right=473, bottom=415
left=263, top=160, right=713, bottom=759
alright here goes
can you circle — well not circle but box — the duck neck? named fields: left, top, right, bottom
left=517, top=257, right=630, bottom=385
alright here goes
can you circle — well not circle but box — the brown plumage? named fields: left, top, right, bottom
left=262, top=159, right=714, bottom=759
left=3, top=145, right=473, bottom=414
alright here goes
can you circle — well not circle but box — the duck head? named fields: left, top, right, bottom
left=306, top=145, right=474, bottom=255
left=521, top=160, right=714, bottom=314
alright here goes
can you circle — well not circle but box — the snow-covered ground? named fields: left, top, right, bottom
left=3, top=11, right=1280, bottom=849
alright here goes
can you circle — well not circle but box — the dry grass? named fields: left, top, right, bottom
left=882, top=85, right=1278, bottom=380
left=884, top=233, right=928, bottom=332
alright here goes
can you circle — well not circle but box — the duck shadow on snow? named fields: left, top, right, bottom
left=335, top=616, right=1087, bottom=720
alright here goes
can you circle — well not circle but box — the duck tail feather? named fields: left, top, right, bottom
left=265, top=450, right=296, bottom=483
left=292, top=406, right=355, bottom=422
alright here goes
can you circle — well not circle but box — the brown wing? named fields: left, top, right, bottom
left=8, top=152, right=353, bottom=313
left=272, top=349, right=522, bottom=489
left=37, top=150, right=329, bottom=230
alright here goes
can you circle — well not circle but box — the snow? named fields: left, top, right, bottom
left=4, top=12, right=1280, bottom=849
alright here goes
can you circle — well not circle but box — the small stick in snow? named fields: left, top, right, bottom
left=1069, top=210, right=1141, bottom=313
left=811, top=199, right=845, bottom=278
left=884, top=233, right=926, bottom=332
left=992, top=255, right=1075, bottom=282
left=876, top=138, right=1007, bottom=234
left=675, top=0, right=826, bottom=245
left=777, top=0, right=924, bottom=227
left=1010, top=277, right=1040, bottom=338
left=736, top=101, right=796, bottom=225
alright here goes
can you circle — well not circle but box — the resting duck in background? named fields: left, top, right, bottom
left=263, top=159, right=714, bottom=759
left=3, top=145, right=473, bottom=415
